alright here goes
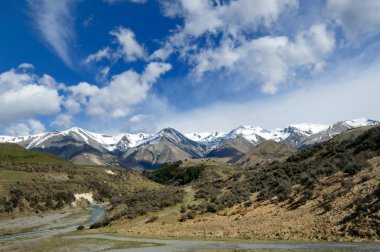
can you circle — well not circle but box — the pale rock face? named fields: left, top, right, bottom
left=105, top=169, right=115, bottom=175
left=72, top=192, right=95, bottom=207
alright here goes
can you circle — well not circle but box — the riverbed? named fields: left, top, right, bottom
left=1, top=206, right=379, bottom=251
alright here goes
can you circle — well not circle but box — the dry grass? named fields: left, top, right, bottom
left=98, top=159, right=380, bottom=242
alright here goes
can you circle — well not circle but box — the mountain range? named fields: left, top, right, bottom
left=0, top=118, right=378, bottom=169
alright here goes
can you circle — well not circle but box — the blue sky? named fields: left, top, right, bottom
left=1, top=0, right=380, bottom=135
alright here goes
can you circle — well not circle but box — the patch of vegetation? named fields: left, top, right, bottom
left=189, top=126, right=380, bottom=215
left=144, top=161, right=205, bottom=185
left=109, top=187, right=184, bottom=221
left=339, top=182, right=380, bottom=239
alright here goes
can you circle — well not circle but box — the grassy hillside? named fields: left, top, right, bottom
left=0, top=143, right=69, bottom=165
left=0, top=144, right=160, bottom=218
left=235, top=140, right=296, bottom=167
left=100, top=126, right=380, bottom=241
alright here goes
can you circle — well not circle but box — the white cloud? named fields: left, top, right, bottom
left=130, top=114, right=148, bottom=123
left=69, top=82, right=100, bottom=96
left=38, top=74, right=62, bottom=89
left=6, top=119, right=46, bottom=136
left=85, top=62, right=171, bottom=118
left=63, top=98, right=81, bottom=114
left=110, top=27, right=146, bottom=62
left=84, top=47, right=112, bottom=64
left=155, top=61, right=380, bottom=132
left=0, top=68, right=62, bottom=124
left=96, top=66, right=111, bottom=82
left=327, top=0, right=380, bottom=40
left=84, top=27, right=145, bottom=65
left=51, top=114, right=74, bottom=128
left=157, top=0, right=298, bottom=51
left=154, top=0, right=331, bottom=94
left=192, top=23, right=335, bottom=94
left=27, top=0, right=77, bottom=67
left=18, top=63, right=35, bottom=70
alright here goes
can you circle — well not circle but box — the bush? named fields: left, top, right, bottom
left=145, top=161, right=205, bottom=185
left=322, top=203, right=333, bottom=212
left=180, top=205, right=187, bottom=213
left=179, top=215, right=187, bottom=222
left=341, top=179, right=354, bottom=189
left=77, top=225, right=85, bottom=230
left=186, top=210, right=196, bottom=219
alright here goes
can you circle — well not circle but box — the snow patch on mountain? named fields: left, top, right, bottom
left=344, top=118, right=379, bottom=128
left=0, top=117, right=378, bottom=154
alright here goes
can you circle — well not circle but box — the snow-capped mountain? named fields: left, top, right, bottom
left=120, top=128, right=206, bottom=169
left=300, top=118, right=379, bottom=147
left=185, top=131, right=226, bottom=149
left=0, top=127, right=151, bottom=152
left=0, top=117, right=378, bottom=168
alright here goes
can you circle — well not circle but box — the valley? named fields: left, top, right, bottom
left=0, top=121, right=380, bottom=251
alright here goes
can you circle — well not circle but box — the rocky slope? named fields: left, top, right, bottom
left=119, top=128, right=206, bottom=169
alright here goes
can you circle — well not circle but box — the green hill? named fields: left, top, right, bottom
left=0, top=143, right=69, bottom=165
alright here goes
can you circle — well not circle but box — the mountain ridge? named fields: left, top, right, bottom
left=0, top=118, right=378, bottom=168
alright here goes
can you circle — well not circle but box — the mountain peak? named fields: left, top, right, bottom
left=344, top=118, right=379, bottom=127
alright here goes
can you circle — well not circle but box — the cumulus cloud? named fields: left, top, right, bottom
left=153, top=0, right=333, bottom=94
left=51, top=114, right=74, bottom=128
left=85, top=27, right=145, bottom=64
left=191, top=23, right=335, bottom=94
left=27, top=0, right=77, bottom=68
left=85, top=62, right=171, bottom=118
left=0, top=68, right=61, bottom=124
left=327, top=0, right=380, bottom=40
left=68, top=82, right=100, bottom=99
left=111, top=27, right=146, bottom=62
left=155, top=0, right=298, bottom=56
left=6, top=119, right=46, bottom=136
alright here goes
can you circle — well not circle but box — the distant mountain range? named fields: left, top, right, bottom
left=0, top=118, right=378, bottom=169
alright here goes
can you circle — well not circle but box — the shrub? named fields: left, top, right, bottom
left=180, top=205, right=187, bottom=213
left=186, top=210, right=196, bottom=219
left=322, top=203, right=333, bottom=212
left=145, top=161, right=205, bottom=185
left=341, top=179, right=354, bottom=189
left=179, top=215, right=187, bottom=222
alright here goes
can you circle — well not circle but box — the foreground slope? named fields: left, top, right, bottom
left=99, top=125, right=380, bottom=241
